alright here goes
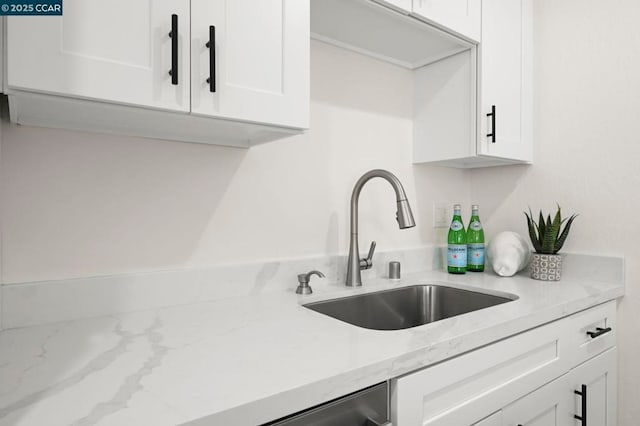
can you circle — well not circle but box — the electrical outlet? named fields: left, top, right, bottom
left=433, top=203, right=451, bottom=228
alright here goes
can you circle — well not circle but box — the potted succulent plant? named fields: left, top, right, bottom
left=524, top=206, right=577, bottom=281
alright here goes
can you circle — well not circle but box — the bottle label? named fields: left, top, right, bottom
left=448, top=244, right=467, bottom=267
left=450, top=220, right=464, bottom=231
left=468, top=243, right=485, bottom=266
left=470, top=221, right=483, bottom=231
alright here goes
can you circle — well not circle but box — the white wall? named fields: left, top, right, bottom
left=0, top=40, right=470, bottom=284
left=471, top=1, right=640, bottom=423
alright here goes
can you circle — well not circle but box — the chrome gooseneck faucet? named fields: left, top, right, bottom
left=346, top=169, right=416, bottom=287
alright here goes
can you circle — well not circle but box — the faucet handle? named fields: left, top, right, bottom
left=360, top=241, right=376, bottom=270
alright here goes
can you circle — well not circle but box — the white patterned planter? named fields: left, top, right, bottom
left=530, top=253, right=562, bottom=281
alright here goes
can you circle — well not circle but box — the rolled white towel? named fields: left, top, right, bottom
left=486, top=231, right=532, bottom=277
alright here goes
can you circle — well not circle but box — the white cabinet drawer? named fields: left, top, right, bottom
left=566, top=301, right=616, bottom=367
left=391, top=318, right=569, bottom=426
left=390, top=302, right=619, bottom=426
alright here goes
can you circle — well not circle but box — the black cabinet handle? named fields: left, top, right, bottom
left=205, top=26, right=216, bottom=92
left=168, top=14, right=178, bottom=85
left=586, top=327, right=612, bottom=339
left=574, top=384, right=587, bottom=425
left=486, top=105, right=496, bottom=143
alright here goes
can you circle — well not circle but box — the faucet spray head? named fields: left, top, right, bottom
left=396, top=199, right=416, bottom=229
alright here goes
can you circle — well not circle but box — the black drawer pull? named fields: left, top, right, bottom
left=486, top=104, right=496, bottom=143
left=205, top=25, right=216, bottom=92
left=168, top=14, right=178, bottom=85
left=586, top=326, right=612, bottom=339
left=574, top=384, right=587, bottom=425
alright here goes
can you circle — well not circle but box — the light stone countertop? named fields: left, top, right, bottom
left=0, top=255, right=624, bottom=426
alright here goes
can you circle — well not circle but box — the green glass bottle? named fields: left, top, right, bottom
left=447, top=204, right=467, bottom=274
left=467, top=204, right=485, bottom=272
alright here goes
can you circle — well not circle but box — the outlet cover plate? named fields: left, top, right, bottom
left=433, top=203, right=452, bottom=228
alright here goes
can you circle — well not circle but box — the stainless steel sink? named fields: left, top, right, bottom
left=304, top=285, right=516, bottom=330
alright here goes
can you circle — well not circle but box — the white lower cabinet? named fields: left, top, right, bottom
left=502, top=374, right=571, bottom=426
left=474, top=412, right=503, bottom=426
left=371, top=0, right=412, bottom=14
left=501, top=348, right=616, bottom=426
left=568, top=348, right=617, bottom=426
left=391, top=301, right=617, bottom=426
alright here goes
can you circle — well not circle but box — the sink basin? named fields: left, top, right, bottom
left=304, top=285, right=516, bottom=330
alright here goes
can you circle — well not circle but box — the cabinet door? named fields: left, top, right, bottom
left=412, top=0, right=481, bottom=41
left=478, top=0, right=533, bottom=162
left=474, top=411, right=503, bottom=426
left=568, top=348, right=617, bottom=426
left=502, top=375, right=572, bottom=426
left=371, top=0, right=412, bottom=14
left=7, top=0, right=190, bottom=112
left=391, top=316, right=568, bottom=425
left=191, top=0, right=309, bottom=129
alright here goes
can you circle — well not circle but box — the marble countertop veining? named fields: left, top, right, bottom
left=0, top=255, right=624, bottom=426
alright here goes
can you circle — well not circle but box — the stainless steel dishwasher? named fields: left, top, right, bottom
left=264, top=382, right=390, bottom=426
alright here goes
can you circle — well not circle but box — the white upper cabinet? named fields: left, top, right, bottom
left=7, top=0, right=191, bottom=112
left=4, top=0, right=309, bottom=147
left=310, top=0, right=533, bottom=168
left=310, top=0, right=474, bottom=70
left=478, top=0, right=533, bottom=163
left=411, top=0, right=481, bottom=42
left=191, top=0, right=309, bottom=129
left=413, top=0, right=533, bottom=167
